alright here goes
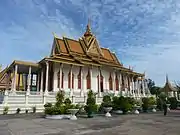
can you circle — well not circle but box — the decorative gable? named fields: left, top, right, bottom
left=83, top=36, right=103, bottom=56
left=50, top=38, right=60, bottom=56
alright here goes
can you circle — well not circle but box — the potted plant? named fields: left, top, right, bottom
left=142, top=97, right=150, bottom=112
left=45, top=91, right=81, bottom=120
left=3, top=106, right=9, bottom=115
left=84, top=90, right=97, bottom=118
left=102, top=95, right=112, bottom=117
left=112, top=96, right=123, bottom=114
left=16, top=108, right=21, bottom=114
left=149, top=97, right=157, bottom=112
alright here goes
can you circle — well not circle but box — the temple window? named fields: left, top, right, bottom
left=115, top=73, right=119, bottom=91
left=97, top=72, right=104, bottom=92
left=61, top=72, right=64, bottom=89
left=77, top=68, right=81, bottom=89
left=86, top=69, right=91, bottom=89
left=68, top=72, right=74, bottom=89
left=109, top=73, right=113, bottom=90
left=72, top=74, right=74, bottom=89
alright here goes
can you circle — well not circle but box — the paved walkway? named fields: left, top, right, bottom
left=0, top=111, right=180, bottom=135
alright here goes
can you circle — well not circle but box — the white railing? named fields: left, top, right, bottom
left=0, top=89, right=152, bottom=105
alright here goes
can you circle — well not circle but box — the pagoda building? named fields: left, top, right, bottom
left=160, top=75, right=178, bottom=98
left=0, top=22, right=150, bottom=98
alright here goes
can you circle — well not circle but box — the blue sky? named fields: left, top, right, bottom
left=0, top=0, right=180, bottom=86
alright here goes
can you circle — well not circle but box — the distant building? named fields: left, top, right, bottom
left=160, top=75, right=178, bottom=99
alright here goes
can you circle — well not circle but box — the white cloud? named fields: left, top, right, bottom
left=1, top=0, right=180, bottom=86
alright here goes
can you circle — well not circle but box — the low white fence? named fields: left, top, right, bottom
left=0, top=90, right=104, bottom=114
left=0, top=90, right=153, bottom=114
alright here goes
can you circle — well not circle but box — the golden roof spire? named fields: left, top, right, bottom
left=84, top=18, right=92, bottom=37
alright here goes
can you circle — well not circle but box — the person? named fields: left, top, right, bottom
left=163, top=100, right=168, bottom=116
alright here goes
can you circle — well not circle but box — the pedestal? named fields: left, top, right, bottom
left=68, top=109, right=79, bottom=120
left=104, top=107, right=112, bottom=117
left=134, top=110, right=139, bottom=114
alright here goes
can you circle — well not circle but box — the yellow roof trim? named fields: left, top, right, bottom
left=13, top=60, right=39, bottom=67
left=46, top=58, right=84, bottom=67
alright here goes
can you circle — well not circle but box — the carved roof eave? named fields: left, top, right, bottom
left=162, top=82, right=177, bottom=92
left=0, top=67, right=8, bottom=82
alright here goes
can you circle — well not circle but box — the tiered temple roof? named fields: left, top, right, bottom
left=161, top=75, right=177, bottom=93
left=45, top=22, right=143, bottom=76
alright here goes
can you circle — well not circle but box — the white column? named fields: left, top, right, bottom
left=40, top=70, right=43, bottom=93
left=124, top=74, right=128, bottom=94
left=135, top=78, right=138, bottom=96
left=59, top=63, right=62, bottom=90
left=128, top=76, right=132, bottom=95
left=132, top=77, right=135, bottom=97
left=70, top=65, right=73, bottom=96
left=142, top=79, right=146, bottom=96
left=98, top=67, right=101, bottom=96
left=13, top=64, right=18, bottom=91
left=27, top=66, right=32, bottom=93
left=37, top=73, right=40, bottom=92
left=45, top=61, right=49, bottom=93
left=80, top=66, right=84, bottom=96
left=137, top=79, right=140, bottom=97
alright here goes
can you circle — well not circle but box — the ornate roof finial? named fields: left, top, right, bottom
left=52, top=32, right=58, bottom=38
left=84, top=18, right=92, bottom=37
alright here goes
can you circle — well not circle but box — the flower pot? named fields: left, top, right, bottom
left=134, top=105, right=140, bottom=114
left=68, top=109, right=79, bottom=120
left=151, top=105, right=157, bottom=112
left=103, top=107, right=112, bottom=117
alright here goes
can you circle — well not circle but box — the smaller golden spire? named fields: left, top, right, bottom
left=166, top=74, right=169, bottom=83
left=52, top=32, right=58, bottom=38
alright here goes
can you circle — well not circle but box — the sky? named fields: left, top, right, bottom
left=0, top=0, right=180, bottom=86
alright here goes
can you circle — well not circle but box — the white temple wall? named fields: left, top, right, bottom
left=53, top=63, right=116, bottom=93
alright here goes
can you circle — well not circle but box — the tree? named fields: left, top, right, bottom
left=174, top=81, right=180, bottom=99
left=146, top=78, right=155, bottom=90
left=150, top=86, right=161, bottom=97
left=146, top=78, right=161, bottom=97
